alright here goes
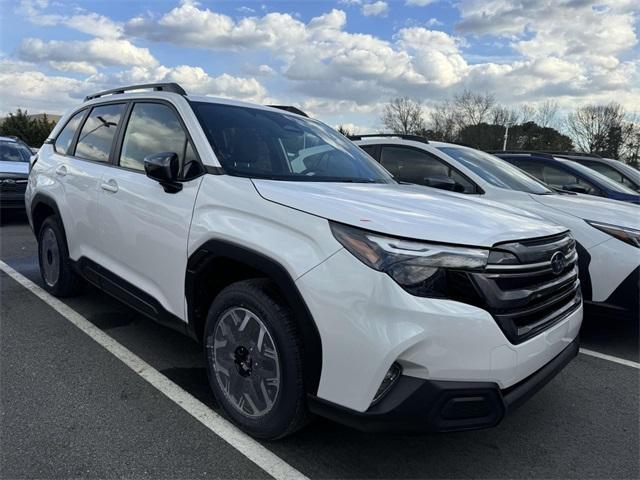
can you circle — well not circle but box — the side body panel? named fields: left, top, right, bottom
left=27, top=143, right=105, bottom=262
left=187, top=175, right=342, bottom=280
left=97, top=170, right=203, bottom=319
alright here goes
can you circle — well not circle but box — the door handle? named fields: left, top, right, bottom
left=55, top=165, right=67, bottom=177
left=100, top=179, right=119, bottom=193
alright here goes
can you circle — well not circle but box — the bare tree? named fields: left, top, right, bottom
left=566, top=103, right=631, bottom=157
left=535, top=100, right=559, bottom=128
left=381, top=97, right=425, bottom=134
left=519, top=104, right=536, bottom=124
left=430, top=100, right=458, bottom=142
left=623, top=123, right=640, bottom=167
left=491, top=106, right=520, bottom=127
left=453, top=90, right=496, bottom=127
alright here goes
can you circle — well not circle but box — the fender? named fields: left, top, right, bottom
left=30, top=193, right=64, bottom=236
left=186, top=239, right=323, bottom=395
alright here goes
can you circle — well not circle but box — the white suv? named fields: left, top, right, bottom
left=27, top=84, right=582, bottom=439
left=355, top=136, right=640, bottom=320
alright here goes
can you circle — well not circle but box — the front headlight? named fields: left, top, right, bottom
left=330, top=222, right=489, bottom=297
left=586, top=220, right=640, bottom=248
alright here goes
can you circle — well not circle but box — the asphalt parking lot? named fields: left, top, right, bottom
left=1, top=210, right=638, bottom=480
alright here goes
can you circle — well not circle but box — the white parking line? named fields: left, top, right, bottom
left=0, top=260, right=308, bottom=480
left=579, top=348, right=640, bottom=370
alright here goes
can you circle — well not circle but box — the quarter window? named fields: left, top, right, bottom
left=75, top=104, right=125, bottom=162
left=119, top=103, right=190, bottom=174
left=54, top=110, right=85, bottom=155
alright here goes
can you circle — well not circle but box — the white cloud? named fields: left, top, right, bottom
left=236, top=6, right=256, bottom=14
left=18, top=38, right=158, bottom=69
left=244, top=63, right=277, bottom=76
left=64, top=12, right=123, bottom=39
left=0, top=60, right=89, bottom=114
left=49, top=61, right=98, bottom=75
left=361, top=1, right=388, bottom=16
left=126, top=4, right=307, bottom=52
left=7, top=0, right=640, bottom=124
left=115, top=65, right=269, bottom=103
left=406, top=0, right=437, bottom=6
left=18, top=0, right=123, bottom=38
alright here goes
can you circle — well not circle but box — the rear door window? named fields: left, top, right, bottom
left=54, top=110, right=85, bottom=155
left=75, top=104, right=125, bottom=163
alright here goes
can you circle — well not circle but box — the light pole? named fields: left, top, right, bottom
left=503, top=124, right=509, bottom=151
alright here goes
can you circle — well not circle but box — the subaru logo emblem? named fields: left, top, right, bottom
left=550, top=251, right=565, bottom=275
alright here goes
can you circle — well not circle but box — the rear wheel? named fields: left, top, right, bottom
left=204, top=279, right=309, bottom=439
left=37, top=215, right=84, bottom=297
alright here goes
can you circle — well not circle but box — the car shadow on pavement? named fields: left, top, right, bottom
left=0, top=209, right=28, bottom=226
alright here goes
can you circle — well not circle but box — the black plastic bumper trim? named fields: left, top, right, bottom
left=308, top=338, right=579, bottom=433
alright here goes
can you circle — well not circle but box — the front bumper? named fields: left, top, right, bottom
left=297, top=248, right=582, bottom=412
left=309, top=338, right=579, bottom=433
left=0, top=192, right=26, bottom=209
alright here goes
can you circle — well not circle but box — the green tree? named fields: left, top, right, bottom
left=0, top=109, right=57, bottom=146
left=509, top=121, right=574, bottom=151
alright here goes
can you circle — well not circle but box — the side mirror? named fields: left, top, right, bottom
left=424, top=175, right=458, bottom=192
left=144, top=152, right=182, bottom=193
left=562, top=184, right=589, bottom=194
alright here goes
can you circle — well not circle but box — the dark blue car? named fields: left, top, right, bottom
left=494, top=152, right=640, bottom=204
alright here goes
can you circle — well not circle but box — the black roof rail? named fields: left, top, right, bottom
left=348, top=133, right=429, bottom=144
left=266, top=105, right=308, bottom=117
left=488, top=150, right=556, bottom=159
left=84, top=83, right=187, bottom=102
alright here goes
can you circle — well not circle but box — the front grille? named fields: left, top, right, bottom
left=449, top=233, right=581, bottom=344
left=0, top=179, right=27, bottom=193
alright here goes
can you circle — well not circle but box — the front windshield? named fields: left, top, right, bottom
left=0, top=141, right=31, bottom=163
left=192, top=102, right=394, bottom=183
left=436, top=146, right=553, bottom=194
left=561, top=159, right=638, bottom=194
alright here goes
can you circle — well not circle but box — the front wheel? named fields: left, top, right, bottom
left=37, top=215, right=84, bottom=297
left=204, top=279, right=309, bottom=439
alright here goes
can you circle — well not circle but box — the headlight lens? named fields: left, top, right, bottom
left=586, top=220, right=640, bottom=248
left=330, top=222, right=489, bottom=297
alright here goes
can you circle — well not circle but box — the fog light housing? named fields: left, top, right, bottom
left=371, top=362, right=402, bottom=406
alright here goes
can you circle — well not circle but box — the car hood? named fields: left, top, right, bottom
left=530, top=192, right=640, bottom=228
left=0, top=161, right=29, bottom=175
left=253, top=180, right=566, bottom=247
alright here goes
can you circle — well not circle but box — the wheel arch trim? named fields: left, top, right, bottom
left=186, top=239, right=323, bottom=395
left=30, top=193, right=64, bottom=235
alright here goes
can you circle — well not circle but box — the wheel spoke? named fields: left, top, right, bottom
left=211, top=306, right=280, bottom=418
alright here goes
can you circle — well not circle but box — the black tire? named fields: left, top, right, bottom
left=37, top=215, right=84, bottom=297
left=204, top=278, right=310, bottom=439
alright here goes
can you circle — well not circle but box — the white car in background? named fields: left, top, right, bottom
left=0, top=136, right=32, bottom=210
left=355, top=135, right=640, bottom=319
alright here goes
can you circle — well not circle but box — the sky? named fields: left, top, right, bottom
left=0, top=0, right=638, bottom=132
